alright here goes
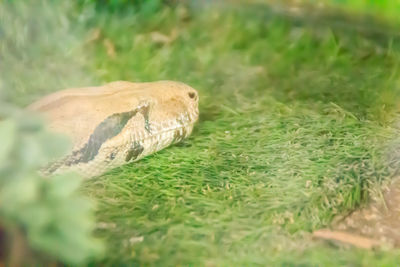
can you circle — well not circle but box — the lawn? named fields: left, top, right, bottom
left=3, top=0, right=400, bottom=265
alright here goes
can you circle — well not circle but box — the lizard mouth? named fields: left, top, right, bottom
left=151, top=110, right=198, bottom=143
left=45, top=107, right=199, bottom=177
left=123, top=112, right=196, bottom=165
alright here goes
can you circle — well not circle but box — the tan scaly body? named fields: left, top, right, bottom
left=28, top=80, right=199, bottom=178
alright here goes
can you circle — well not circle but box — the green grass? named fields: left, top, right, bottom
left=4, top=1, right=400, bottom=265
left=82, top=5, right=400, bottom=265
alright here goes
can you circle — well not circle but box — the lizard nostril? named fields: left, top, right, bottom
left=188, top=92, right=196, bottom=100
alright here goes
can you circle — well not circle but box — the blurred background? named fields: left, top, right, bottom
left=2, top=0, right=400, bottom=265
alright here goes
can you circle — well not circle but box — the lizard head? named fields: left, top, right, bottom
left=33, top=80, right=200, bottom=177
left=92, top=80, right=199, bottom=141
left=112, top=80, right=200, bottom=166
left=142, top=81, right=199, bottom=139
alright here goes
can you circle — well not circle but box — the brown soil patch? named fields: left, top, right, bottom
left=315, top=178, right=400, bottom=248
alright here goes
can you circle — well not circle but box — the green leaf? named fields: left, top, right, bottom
left=0, top=119, right=16, bottom=163
left=37, top=132, right=71, bottom=161
left=48, top=173, right=82, bottom=198
left=18, top=135, right=45, bottom=169
left=0, top=176, right=38, bottom=213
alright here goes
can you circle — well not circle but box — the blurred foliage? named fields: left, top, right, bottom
left=77, top=0, right=179, bottom=13
left=256, top=0, right=400, bottom=25
left=0, top=0, right=95, bottom=106
left=328, top=0, right=400, bottom=22
left=0, top=103, right=103, bottom=265
left=0, top=1, right=102, bottom=265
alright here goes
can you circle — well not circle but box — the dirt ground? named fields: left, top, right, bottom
left=315, top=178, right=400, bottom=248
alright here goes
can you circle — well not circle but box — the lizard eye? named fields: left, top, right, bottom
left=188, top=92, right=196, bottom=100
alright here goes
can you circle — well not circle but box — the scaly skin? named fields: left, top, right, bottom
left=28, top=81, right=199, bottom=178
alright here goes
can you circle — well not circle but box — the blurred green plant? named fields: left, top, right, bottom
left=0, top=0, right=95, bottom=107
left=78, top=0, right=174, bottom=13
left=0, top=103, right=102, bottom=265
left=329, top=0, right=400, bottom=21
left=267, top=0, right=400, bottom=25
